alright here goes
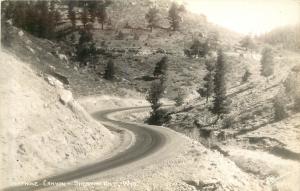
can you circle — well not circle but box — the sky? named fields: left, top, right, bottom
left=184, top=0, right=300, bottom=35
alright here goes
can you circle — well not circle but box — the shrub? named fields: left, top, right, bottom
left=184, top=39, right=209, bottom=58
left=146, top=108, right=170, bottom=125
left=174, top=89, right=185, bottom=106
left=115, top=31, right=125, bottom=40
left=222, top=115, right=235, bottom=129
left=261, top=47, right=274, bottom=78
left=104, top=59, right=115, bottom=80
left=273, top=96, right=288, bottom=121
left=153, top=56, right=168, bottom=77
left=242, top=69, right=251, bottom=83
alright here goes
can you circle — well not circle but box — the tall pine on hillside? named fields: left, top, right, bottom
left=260, top=47, right=274, bottom=78
left=198, top=58, right=215, bottom=102
left=211, top=49, right=230, bottom=116
left=145, top=6, right=160, bottom=32
left=153, top=56, right=168, bottom=77
left=68, top=0, right=77, bottom=30
left=104, top=59, right=115, bottom=80
left=96, top=0, right=112, bottom=30
left=168, top=2, right=185, bottom=31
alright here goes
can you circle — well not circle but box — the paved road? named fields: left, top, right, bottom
left=3, top=106, right=181, bottom=191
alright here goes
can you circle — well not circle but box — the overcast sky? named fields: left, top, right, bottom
left=183, top=0, right=300, bottom=35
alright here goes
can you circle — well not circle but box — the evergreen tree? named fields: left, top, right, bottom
left=1, top=0, right=15, bottom=21
left=87, top=1, right=98, bottom=22
left=81, top=6, right=89, bottom=28
left=260, top=47, right=274, bottom=78
left=203, top=40, right=210, bottom=57
left=76, top=27, right=96, bottom=65
left=184, top=39, right=209, bottom=58
left=174, top=88, right=185, bottom=106
left=2, top=1, right=60, bottom=39
left=212, top=49, right=230, bottom=116
left=168, top=2, right=184, bottom=31
left=198, top=58, right=215, bottom=102
left=96, top=0, right=112, bottom=30
left=273, top=96, right=288, bottom=121
left=242, top=69, right=251, bottom=83
left=145, top=6, right=159, bottom=32
left=68, top=0, right=77, bottom=30
left=209, top=31, right=219, bottom=50
left=146, top=76, right=167, bottom=124
left=153, top=56, right=168, bottom=77
left=35, top=1, right=50, bottom=38
left=104, top=59, right=115, bottom=80
left=48, top=1, right=61, bottom=39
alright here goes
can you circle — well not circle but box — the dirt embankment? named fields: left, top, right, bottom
left=0, top=51, right=118, bottom=188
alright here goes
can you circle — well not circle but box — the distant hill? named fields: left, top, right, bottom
left=258, top=25, right=300, bottom=52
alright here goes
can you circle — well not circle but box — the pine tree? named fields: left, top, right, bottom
left=174, top=88, right=185, bottom=106
left=198, top=58, right=215, bottom=102
left=146, top=76, right=167, bottom=124
left=242, top=69, right=251, bottom=83
left=76, top=27, right=96, bottom=65
left=87, top=1, right=98, bottom=22
left=203, top=40, right=210, bottom=57
left=153, top=56, right=168, bottom=77
left=104, top=59, right=115, bottom=80
left=68, top=0, right=77, bottom=30
left=35, top=1, right=50, bottom=38
left=260, top=47, right=274, bottom=78
left=168, top=2, right=183, bottom=31
left=145, top=7, right=159, bottom=32
left=96, top=0, right=112, bottom=30
left=273, top=96, right=288, bottom=121
left=184, top=39, right=210, bottom=58
left=81, top=6, right=89, bottom=28
left=209, top=31, right=219, bottom=50
left=147, top=78, right=165, bottom=111
left=48, top=1, right=61, bottom=39
left=1, top=1, right=15, bottom=21
left=212, top=49, right=230, bottom=116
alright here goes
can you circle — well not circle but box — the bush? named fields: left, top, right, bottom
left=153, top=56, right=168, bottom=77
left=184, top=39, right=209, bottom=58
left=133, top=32, right=139, bottom=40
left=76, top=28, right=97, bottom=66
left=222, top=115, right=235, bottom=129
left=261, top=47, right=274, bottom=77
left=273, top=96, right=288, bottom=121
left=146, top=108, right=170, bottom=125
left=242, top=69, right=251, bottom=83
left=174, top=89, right=185, bottom=106
left=104, top=59, right=115, bottom=80
left=115, top=31, right=125, bottom=40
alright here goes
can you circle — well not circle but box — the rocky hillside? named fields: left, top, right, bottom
left=1, top=0, right=243, bottom=100
left=0, top=50, right=117, bottom=189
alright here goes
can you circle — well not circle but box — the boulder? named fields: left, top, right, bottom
left=59, top=89, right=73, bottom=105
left=18, top=30, right=24, bottom=37
left=45, top=75, right=63, bottom=88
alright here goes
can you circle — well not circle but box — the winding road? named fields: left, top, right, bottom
left=3, top=106, right=183, bottom=191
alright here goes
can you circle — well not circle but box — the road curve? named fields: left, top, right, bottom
left=3, top=106, right=181, bottom=191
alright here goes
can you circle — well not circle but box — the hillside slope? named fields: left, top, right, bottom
left=0, top=50, right=117, bottom=188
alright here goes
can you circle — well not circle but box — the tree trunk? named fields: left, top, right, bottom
left=101, top=22, right=104, bottom=30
